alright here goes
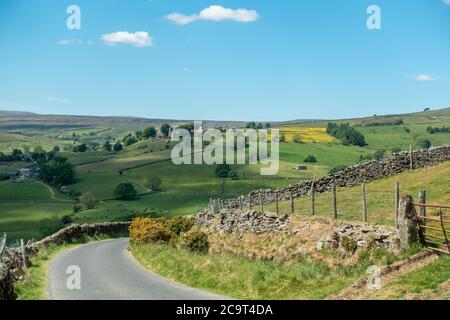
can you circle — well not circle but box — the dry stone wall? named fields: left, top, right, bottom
left=197, top=209, right=290, bottom=234
left=0, top=222, right=130, bottom=300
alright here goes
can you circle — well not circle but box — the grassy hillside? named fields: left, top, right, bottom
left=1, top=108, right=450, bottom=241
left=266, top=161, right=450, bottom=226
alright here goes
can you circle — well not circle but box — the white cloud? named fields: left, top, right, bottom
left=167, top=5, right=259, bottom=25
left=47, top=96, right=71, bottom=105
left=57, top=39, right=94, bottom=45
left=443, top=0, right=450, bottom=5
left=101, top=31, right=153, bottom=47
left=167, top=13, right=198, bottom=25
left=415, top=74, right=436, bottom=81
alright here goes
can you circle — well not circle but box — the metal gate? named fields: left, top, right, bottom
left=413, top=203, right=450, bottom=255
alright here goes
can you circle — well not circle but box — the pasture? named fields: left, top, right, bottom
left=1, top=108, right=450, bottom=241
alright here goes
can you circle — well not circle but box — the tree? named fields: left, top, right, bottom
left=113, top=141, right=123, bottom=152
left=39, top=156, right=75, bottom=185
left=215, top=164, right=231, bottom=178
left=326, top=123, right=367, bottom=147
left=11, top=148, right=23, bottom=161
left=279, top=134, right=286, bottom=142
left=160, top=124, right=172, bottom=137
left=113, top=183, right=137, bottom=200
left=123, top=134, right=138, bottom=146
left=103, top=141, right=112, bottom=152
left=53, top=145, right=60, bottom=153
left=135, top=130, right=143, bottom=140
left=146, top=176, right=162, bottom=191
left=419, top=140, right=432, bottom=150
left=61, top=215, right=73, bottom=224
left=80, top=192, right=96, bottom=209
left=143, top=126, right=157, bottom=139
left=73, top=143, right=87, bottom=153
left=304, top=155, right=317, bottom=163
left=245, top=122, right=256, bottom=129
left=293, top=134, right=302, bottom=143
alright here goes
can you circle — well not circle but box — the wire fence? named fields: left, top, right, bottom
left=203, top=181, right=449, bottom=228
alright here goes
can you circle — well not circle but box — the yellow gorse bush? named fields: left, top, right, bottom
left=129, top=217, right=172, bottom=244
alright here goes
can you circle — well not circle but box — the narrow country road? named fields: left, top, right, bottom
left=48, top=238, right=228, bottom=300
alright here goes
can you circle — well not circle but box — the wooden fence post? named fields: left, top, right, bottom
left=332, top=185, right=337, bottom=219
left=239, top=197, right=243, bottom=211
left=20, top=239, right=27, bottom=269
left=275, top=192, right=279, bottom=215
left=259, top=193, right=264, bottom=212
left=0, top=233, right=6, bottom=257
left=290, top=191, right=295, bottom=214
left=419, top=190, right=426, bottom=226
left=311, top=184, right=315, bottom=216
left=249, top=196, right=253, bottom=210
left=395, top=182, right=400, bottom=229
left=361, top=183, right=368, bottom=222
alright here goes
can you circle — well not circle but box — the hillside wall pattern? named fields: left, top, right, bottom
left=224, top=146, right=450, bottom=207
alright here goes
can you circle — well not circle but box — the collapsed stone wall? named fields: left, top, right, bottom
left=197, top=208, right=401, bottom=253
left=224, top=146, right=450, bottom=208
left=0, top=222, right=130, bottom=300
left=317, top=222, right=400, bottom=252
left=197, top=209, right=290, bottom=234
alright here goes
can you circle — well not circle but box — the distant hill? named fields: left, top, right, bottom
left=0, top=110, right=246, bottom=131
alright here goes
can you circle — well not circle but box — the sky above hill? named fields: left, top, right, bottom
left=0, top=0, right=449, bottom=121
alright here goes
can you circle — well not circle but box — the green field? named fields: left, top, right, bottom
left=1, top=108, right=450, bottom=241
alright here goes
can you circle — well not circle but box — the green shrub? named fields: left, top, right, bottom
left=340, top=236, right=358, bottom=253
left=419, top=140, right=432, bottom=149
left=166, top=216, right=195, bottom=236
left=215, top=164, right=231, bottom=178
left=180, top=229, right=209, bottom=254
left=61, top=215, right=73, bottom=225
left=229, top=171, right=240, bottom=180
left=0, top=173, right=9, bottom=181
left=292, top=134, right=302, bottom=143
left=304, top=155, right=317, bottom=163
left=114, top=183, right=137, bottom=200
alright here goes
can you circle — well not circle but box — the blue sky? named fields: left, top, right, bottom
left=0, top=0, right=449, bottom=121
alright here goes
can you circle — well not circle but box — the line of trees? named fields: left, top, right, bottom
left=245, top=122, right=271, bottom=130
left=121, top=124, right=173, bottom=147
left=326, top=123, right=367, bottom=147
left=0, top=145, right=60, bottom=163
left=426, top=126, right=450, bottom=134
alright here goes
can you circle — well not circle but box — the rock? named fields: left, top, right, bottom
left=265, top=212, right=278, bottom=219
